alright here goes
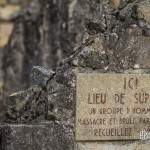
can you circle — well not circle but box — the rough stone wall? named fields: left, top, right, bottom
left=0, top=0, right=34, bottom=118
left=0, top=0, right=33, bottom=47
left=1, top=0, right=150, bottom=149
left=0, top=124, right=74, bottom=150
left=0, top=0, right=38, bottom=118
left=0, top=0, right=83, bottom=112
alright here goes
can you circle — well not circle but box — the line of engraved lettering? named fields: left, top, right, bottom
left=94, top=128, right=132, bottom=137
left=77, top=118, right=106, bottom=125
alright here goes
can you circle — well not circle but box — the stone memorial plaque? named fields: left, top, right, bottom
left=76, top=73, right=150, bottom=141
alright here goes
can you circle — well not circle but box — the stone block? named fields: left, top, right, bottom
left=0, top=0, right=6, bottom=6
left=0, top=22, right=13, bottom=47
left=0, top=123, right=74, bottom=150
left=0, top=5, right=20, bottom=21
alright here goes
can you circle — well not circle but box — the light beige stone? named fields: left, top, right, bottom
left=0, top=22, right=13, bottom=47
left=110, top=0, right=120, bottom=9
left=0, top=5, right=20, bottom=21
left=137, top=2, right=150, bottom=24
left=0, top=0, right=6, bottom=6
left=76, top=73, right=150, bottom=141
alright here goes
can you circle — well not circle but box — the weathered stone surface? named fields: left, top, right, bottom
left=0, top=0, right=91, bottom=99
left=76, top=73, right=150, bottom=141
left=2, top=0, right=150, bottom=149
left=31, top=66, right=55, bottom=87
left=7, top=0, right=32, bottom=6
left=2, top=0, right=150, bottom=115
left=1, top=0, right=81, bottom=103
left=110, top=0, right=120, bottom=9
left=4, top=41, right=88, bottom=123
left=5, top=85, right=46, bottom=123
left=4, top=38, right=150, bottom=149
left=0, top=123, right=74, bottom=150
left=137, top=1, right=150, bottom=24
left=0, top=23, right=13, bottom=47
left=0, top=47, right=4, bottom=120
left=76, top=142, right=150, bottom=150
left=0, top=5, right=20, bottom=21
left=0, top=0, right=6, bottom=6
